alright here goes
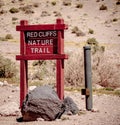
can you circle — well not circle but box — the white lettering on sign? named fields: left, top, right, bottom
left=26, top=31, right=57, bottom=38
left=25, top=31, right=57, bottom=54
left=27, top=39, right=53, bottom=46
left=31, top=47, right=51, bottom=54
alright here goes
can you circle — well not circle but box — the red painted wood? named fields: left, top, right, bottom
left=16, top=24, right=68, bottom=31
left=16, top=18, right=68, bottom=107
left=20, top=20, right=28, bottom=108
left=56, top=19, right=64, bottom=100
left=56, top=60, right=64, bottom=100
left=16, top=54, right=68, bottom=60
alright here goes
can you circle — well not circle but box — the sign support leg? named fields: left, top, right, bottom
left=56, top=59, right=64, bottom=100
left=20, top=60, right=28, bottom=108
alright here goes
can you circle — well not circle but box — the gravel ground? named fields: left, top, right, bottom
left=0, top=85, right=120, bottom=125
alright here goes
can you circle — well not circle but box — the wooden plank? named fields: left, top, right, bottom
left=16, top=24, right=68, bottom=31
left=16, top=54, right=68, bottom=60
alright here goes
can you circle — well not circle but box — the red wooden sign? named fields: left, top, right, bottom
left=16, top=18, right=68, bottom=108
left=24, top=31, right=58, bottom=54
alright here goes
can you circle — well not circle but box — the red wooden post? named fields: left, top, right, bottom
left=56, top=19, right=64, bottom=100
left=20, top=20, right=28, bottom=108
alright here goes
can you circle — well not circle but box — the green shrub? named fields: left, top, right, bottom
left=86, top=38, right=105, bottom=54
left=0, top=55, right=17, bottom=78
left=9, top=7, right=19, bottom=13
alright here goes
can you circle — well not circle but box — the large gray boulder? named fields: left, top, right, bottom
left=21, top=86, right=65, bottom=121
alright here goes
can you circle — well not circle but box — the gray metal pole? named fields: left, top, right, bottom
left=83, top=46, right=93, bottom=111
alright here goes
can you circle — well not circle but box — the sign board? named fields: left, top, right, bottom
left=16, top=18, right=68, bottom=108
left=24, top=31, right=58, bottom=54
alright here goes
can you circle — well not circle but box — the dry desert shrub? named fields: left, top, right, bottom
left=75, top=3, right=83, bottom=8
left=92, top=51, right=120, bottom=88
left=0, top=55, right=17, bottom=78
left=30, top=46, right=120, bottom=88
left=65, top=50, right=84, bottom=87
left=63, top=0, right=71, bottom=6
left=19, top=5, right=34, bottom=14
left=9, top=7, right=19, bottom=13
left=99, top=4, right=107, bottom=10
left=71, top=26, right=85, bottom=37
left=0, top=0, right=4, bottom=8
left=116, top=0, right=120, bottom=5
left=65, top=48, right=120, bottom=88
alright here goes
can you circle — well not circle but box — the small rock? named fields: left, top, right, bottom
left=3, top=81, right=9, bottom=86
left=0, top=81, right=4, bottom=86
left=67, top=111, right=72, bottom=115
left=91, top=108, right=99, bottom=112
left=64, top=96, right=79, bottom=115
left=8, top=95, right=12, bottom=99
left=29, top=86, right=36, bottom=91
left=37, top=118, right=45, bottom=121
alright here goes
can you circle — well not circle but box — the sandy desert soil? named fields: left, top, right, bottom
left=0, top=85, right=120, bottom=125
left=0, top=0, right=120, bottom=125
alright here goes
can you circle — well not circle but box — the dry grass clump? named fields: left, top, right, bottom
left=75, top=3, right=83, bottom=8
left=51, top=1, right=57, bottom=6
left=63, top=0, right=71, bottom=6
left=88, top=28, right=94, bottom=34
left=9, top=7, right=19, bottom=13
left=5, top=34, right=13, bottom=39
left=41, top=11, right=50, bottom=17
left=116, top=0, right=120, bottom=5
left=0, top=55, right=17, bottom=78
left=71, top=26, right=85, bottom=37
left=19, top=5, right=34, bottom=14
left=99, top=4, right=107, bottom=10
left=0, top=34, right=13, bottom=41
left=0, top=9, right=7, bottom=15
left=53, top=11, right=62, bottom=17
left=0, top=0, right=4, bottom=8
left=33, top=3, right=39, bottom=8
